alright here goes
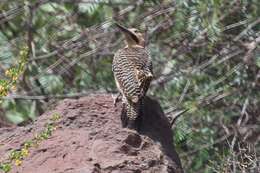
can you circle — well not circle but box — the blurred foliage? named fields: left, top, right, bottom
left=0, top=0, right=259, bottom=172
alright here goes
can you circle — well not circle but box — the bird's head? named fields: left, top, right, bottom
left=115, top=22, right=145, bottom=48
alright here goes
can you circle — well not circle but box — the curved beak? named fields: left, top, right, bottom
left=115, top=22, right=139, bottom=44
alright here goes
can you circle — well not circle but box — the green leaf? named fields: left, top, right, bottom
left=0, top=163, right=11, bottom=173
left=256, top=56, right=260, bottom=68
left=78, top=3, right=99, bottom=14
left=40, top=3, right=58, bottom=13
left=6, top=111, right=25, bottom=124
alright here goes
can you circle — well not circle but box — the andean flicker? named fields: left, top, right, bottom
left=112, top=23, right=153, bottom=130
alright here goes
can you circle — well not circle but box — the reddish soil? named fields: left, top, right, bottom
left=0, top=94, right=183, bottom=173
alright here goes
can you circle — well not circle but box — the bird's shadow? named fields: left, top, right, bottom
left=139, top=96, right=183, bottom=172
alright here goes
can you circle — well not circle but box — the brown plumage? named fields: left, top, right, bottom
left=112, top=23, right=153, bottom=130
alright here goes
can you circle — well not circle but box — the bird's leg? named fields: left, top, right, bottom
left=121, top=102, right=128, bottom=128
left=112, top=93, right=122, bottom=107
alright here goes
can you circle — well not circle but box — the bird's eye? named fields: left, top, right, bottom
left=134, top=30, right=138, bottom=33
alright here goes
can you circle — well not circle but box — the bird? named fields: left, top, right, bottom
left=112, top=22, right=153, bottom=130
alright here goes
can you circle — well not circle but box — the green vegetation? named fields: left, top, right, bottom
left=0, top=113, right=60, bottom=173
left=0, top=46, right=28, bottom=99
left=0, top=0, right=259, bottom=172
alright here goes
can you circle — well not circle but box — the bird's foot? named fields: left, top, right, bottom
left=112, top=93, right=122, bottom=107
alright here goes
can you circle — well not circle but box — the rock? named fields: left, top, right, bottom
left=124, top=133, right=142, bottom=148
left=0, top=94, right=183, bottom=173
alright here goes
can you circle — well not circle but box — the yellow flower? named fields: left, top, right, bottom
left=15, top=159, right=22, bottom=166
left=11, top=85, right=17, bottom=91
left=5, top=70, right=11, bottom=77
left=21, top=148, right=29, bottom=157
left=12, top=76, right=18, bottom=81
left=0, top=86, right=7, bottom=96
left=0, top=85, right=4, bottom=92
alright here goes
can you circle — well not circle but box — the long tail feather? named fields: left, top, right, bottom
left=124, top=98, right=144, bottom=130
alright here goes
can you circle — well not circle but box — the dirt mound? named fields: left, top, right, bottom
left=0, top=94, right=183, bottom=173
